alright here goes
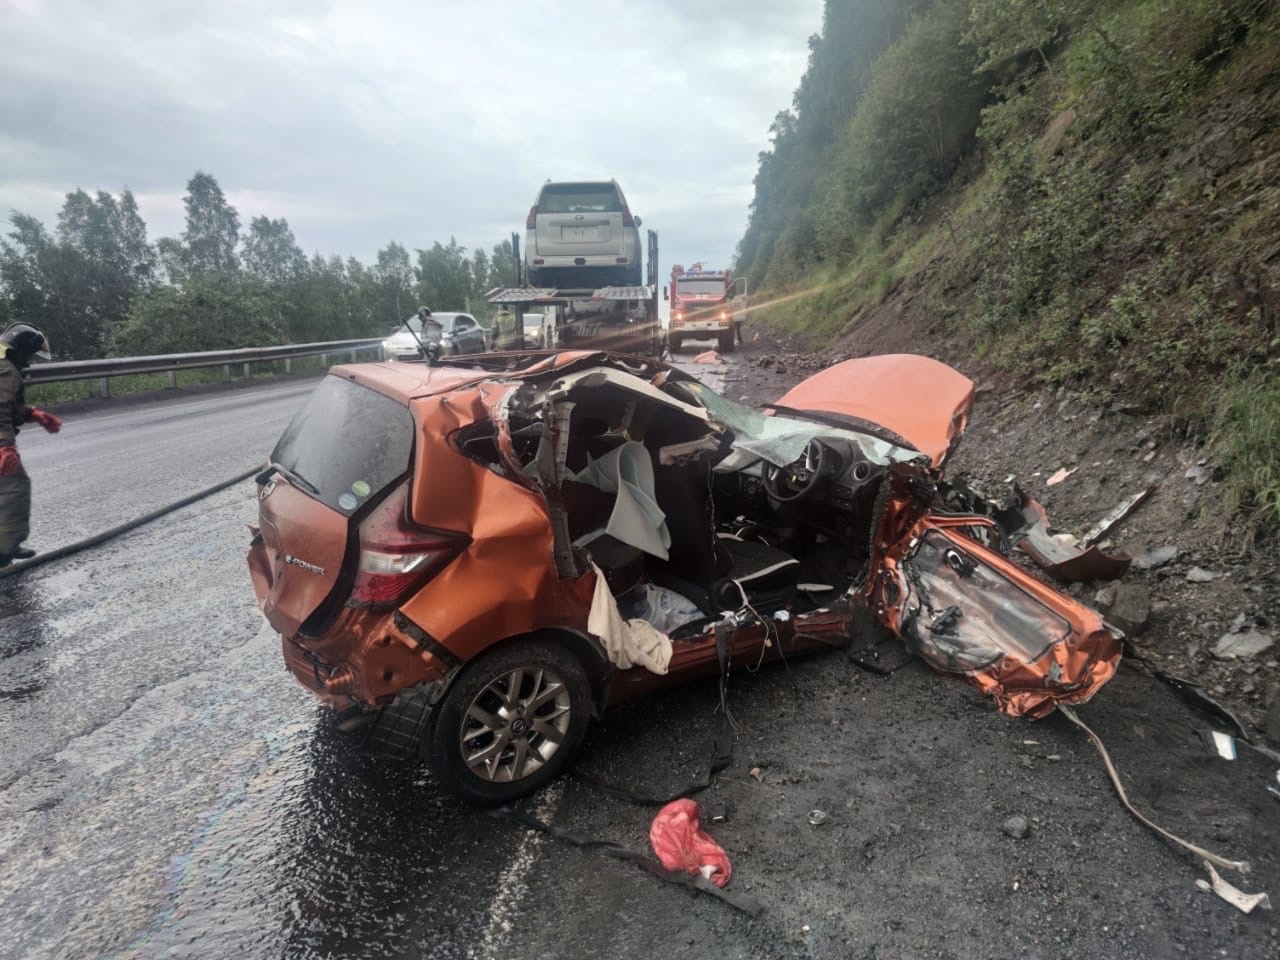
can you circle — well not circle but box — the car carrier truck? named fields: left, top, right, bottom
left=664, top=264, right=747, bottom=353
left=486, top=230, right=661, bottom=357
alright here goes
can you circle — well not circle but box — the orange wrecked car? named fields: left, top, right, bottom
left=247, top=351, right=1121, bottom=803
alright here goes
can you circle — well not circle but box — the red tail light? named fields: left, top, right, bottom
left=621, top=205, right=635, bottom=227
left=350, top=482, right=467, bottom=607
left=526, top=205, right=538, bottom=228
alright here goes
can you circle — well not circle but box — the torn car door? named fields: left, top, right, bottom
left=868, top=474, right=1122, bottom=718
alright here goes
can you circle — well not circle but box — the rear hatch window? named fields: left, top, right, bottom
left=271, top=375, right=415, bottom=515
left=538, top=183, right=621, bottom=213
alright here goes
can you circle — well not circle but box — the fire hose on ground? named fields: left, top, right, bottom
left=0, top=464, right=261, bottom=580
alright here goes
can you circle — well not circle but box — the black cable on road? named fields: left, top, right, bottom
left=0, top=464, right=262, bottom=580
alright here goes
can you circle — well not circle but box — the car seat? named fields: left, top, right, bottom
left=650, top=458, right=799, bottom=616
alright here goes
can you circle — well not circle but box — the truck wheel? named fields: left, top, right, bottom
left=424, top=639, right=591, bottom=805
left=718, top=332, right=736, bottom=353
left=668, top=335, right=682, bottom=354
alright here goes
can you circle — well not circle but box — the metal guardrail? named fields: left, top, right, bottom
left=25, top=338, right=385, bottom=398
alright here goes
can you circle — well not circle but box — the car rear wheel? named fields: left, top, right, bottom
left=424, top=640, right=591, bottom=805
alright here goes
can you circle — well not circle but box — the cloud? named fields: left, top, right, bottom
left=0, top=0, right=821, bottom=272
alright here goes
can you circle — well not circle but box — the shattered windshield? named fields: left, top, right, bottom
left=683, top=381, right=915, bottom=467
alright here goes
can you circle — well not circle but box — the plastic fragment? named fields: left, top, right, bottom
left=1195, top=861, right=1272, bottom=914
left=649, top=798, right=732, bottom=888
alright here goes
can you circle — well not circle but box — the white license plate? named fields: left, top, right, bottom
left=561, top=227, right=599, bottom=241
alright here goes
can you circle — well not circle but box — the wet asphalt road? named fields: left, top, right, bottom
left=2, top=357, right=1278, bottom=960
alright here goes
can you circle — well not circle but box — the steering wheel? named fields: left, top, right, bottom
left=763, top=439, right=828, bottom=503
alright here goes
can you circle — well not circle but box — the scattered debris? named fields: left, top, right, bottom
left=1046, top=466, right=1077, bottom=486
left=1002, top=815, right=1031, bottom=840
left=749, top=766, right=764, bottom=783
left=1195, top=861, right=1273, bottom=914
left=1145, top=667, right=1252, bottom=742
left=1081, top=486, right=1157, bottom=546
left=1185, top=566, right=1224, bottom=583
left=1004, top=489, right=1132, bottom=582
left=807, top=809, right=828, bottom=826
left=650, top=798, right=732, bottom=888
left=1060, top=705, right=1254, bottom=883
left=1131, top=545, right=1179, bottom=570
left=1212, top=630, right=1275, bottom=660
left=1200, top=729, right=1239, bottom=760
left=1196, top=729, right=1280, bottom=765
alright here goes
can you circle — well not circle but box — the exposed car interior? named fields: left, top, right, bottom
left=455, top=364, right=911, bottom=641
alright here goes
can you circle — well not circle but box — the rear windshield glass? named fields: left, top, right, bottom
left=270, top=376, right=414, bottom=515
left=676, top=280, right=727, bottom=296
left=539, top=184, right=621, bottom=214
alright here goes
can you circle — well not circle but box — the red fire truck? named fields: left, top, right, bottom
left=664, top=264, right=747, bottom=353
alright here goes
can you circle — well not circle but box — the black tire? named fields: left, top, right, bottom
left=668, top=335, right=682, bottom=354
left=424, top=639, right=591, bottom=805
left=718, top=332, right=736, bottom=353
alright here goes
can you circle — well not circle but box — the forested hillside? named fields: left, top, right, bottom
left=739, top=0, right=1279, bottom=530
left=0, top=172, right=516, bottom=360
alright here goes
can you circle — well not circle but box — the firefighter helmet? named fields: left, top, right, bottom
left=0, top=323, right=52, bottom=365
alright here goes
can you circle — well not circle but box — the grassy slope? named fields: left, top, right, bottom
left=751, top=2, right=1280, bottom=534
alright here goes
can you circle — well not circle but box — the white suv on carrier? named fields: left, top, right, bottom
left=524, top=180, right=642, bottom=288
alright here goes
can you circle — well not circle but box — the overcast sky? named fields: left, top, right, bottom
left=1, top=0, right=822, bottom=280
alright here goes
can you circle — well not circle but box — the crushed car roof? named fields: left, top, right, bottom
left=332, top=351, right=693, bottom=405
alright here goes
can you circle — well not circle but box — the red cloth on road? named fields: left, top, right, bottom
left=649, top=798, right=731, bottom=888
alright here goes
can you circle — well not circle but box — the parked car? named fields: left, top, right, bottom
left=522, top=312, right=547, bottom=349
left=248, top=351, right=1120, bottom=804
left=525, top=180, right=642, bottom=288
left=381, top=311, right=444, bottom=362
left=382, top=310, right=487, bottom=360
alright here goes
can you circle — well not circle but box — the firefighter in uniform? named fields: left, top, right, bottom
left=0, top=324, right=61, bottom=566
left=493, top=307, right=523, bottom=351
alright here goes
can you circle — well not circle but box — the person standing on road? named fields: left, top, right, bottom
left=493, top=307, right=523, bottom=351
left=0, top=323, right=61, bottom=567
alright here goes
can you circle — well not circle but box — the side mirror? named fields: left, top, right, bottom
left=634, top=216, right=642, bottom=227
left=662, top=286, right=668, bottom=301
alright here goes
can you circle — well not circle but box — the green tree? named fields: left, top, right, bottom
left=489, top=237, right=519, bottom=288
left=415, top=237, right=471, bottom=311
left=181, top=172, right=241, bottom=276
left=372, top=241, right=416, bottom=326
left=242, top=216, right=306, bottom=286
left=1, top=212, right=99, bottom=357
left=112, top=273, right=285, bottom=355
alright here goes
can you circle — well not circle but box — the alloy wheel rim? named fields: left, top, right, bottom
left=459, top=665, right=572, bottom=783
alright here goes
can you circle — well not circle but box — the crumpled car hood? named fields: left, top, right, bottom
left=772, top=354, right=975, bottom=468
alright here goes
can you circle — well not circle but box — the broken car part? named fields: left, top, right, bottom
left=1001, top=487, right=1133, bottom=582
